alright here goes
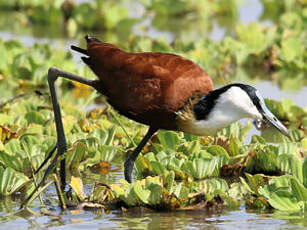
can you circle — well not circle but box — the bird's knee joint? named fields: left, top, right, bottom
left=48, top=67, right=61, bottom=82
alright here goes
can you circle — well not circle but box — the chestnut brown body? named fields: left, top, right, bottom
left=84, top=41, right=214, bottom=130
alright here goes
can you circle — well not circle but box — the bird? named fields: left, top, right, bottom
left=33, top=35, right=290, bottom=190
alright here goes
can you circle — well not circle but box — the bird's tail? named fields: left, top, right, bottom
left=70, top=35, right=102, bottom=55
left=70, top=45, right=88, bottom=55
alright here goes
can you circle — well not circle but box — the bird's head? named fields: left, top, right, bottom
left=186, top=83, right=290, bottom=137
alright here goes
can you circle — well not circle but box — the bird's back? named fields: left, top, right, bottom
left=81, top=39, right=214, bottom=130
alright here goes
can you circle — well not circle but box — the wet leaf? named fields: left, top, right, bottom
left=0, top=126, right=18, bottom=144
left=199, top=178, right=229, bottom=195
left=70, top=176, right=86, bottom=201
left=89, top=161, right=111, bottom=175
left=259, top=175, right=307, bottom=211
left=135, top=154, right=152, bottom=176
left=66, top=141, right=87, bottom=169
left=244, top=173, right=269, bottom=195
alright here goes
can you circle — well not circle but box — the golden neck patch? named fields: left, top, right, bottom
left=175, top=95, right=200, bottom=132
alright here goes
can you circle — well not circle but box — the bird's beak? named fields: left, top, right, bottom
left=260, top=107, right=290, bottom=138
left=256, top=92, right=290, bottom=138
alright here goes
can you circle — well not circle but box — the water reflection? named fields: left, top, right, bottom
left=239, top=0, right=264, bottom=25
left=1, top=205, right=306, bottom=230
left=0, top=31, right=76, bottom=49
left=255, top=81, right=307, bottom=107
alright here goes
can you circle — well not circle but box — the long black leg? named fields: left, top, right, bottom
left=45, top=67, right=96, bottom=187
left=23, top=67, right=96, bottom=207
left=124, top=127, right=157, bottom=183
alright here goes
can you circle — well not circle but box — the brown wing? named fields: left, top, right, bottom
left=85, top=41, right=214, bottom=130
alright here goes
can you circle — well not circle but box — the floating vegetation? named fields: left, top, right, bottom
left=0, top=65, right=306, bottom=211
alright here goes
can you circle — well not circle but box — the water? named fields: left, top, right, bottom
left=255, top=81, right=306, bottom=107
left=0, top=0, right=306, bottom=229
left=0, top=204, right=306, bottom=229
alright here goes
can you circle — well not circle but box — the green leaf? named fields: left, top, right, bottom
left=157, top=131, right=181, bottom=150
left=259, top=175, right=307, bottom=211
left=20, top=134, right=40, bottom=154
left=290, top=178, right=307, bottom=202
left=150, top=161, right=165, bottom=175
left=206, top=145, right=229, bottom=159
left=228, top=135, right=241, bottom=156
left=165, top=170, right=175, bottom=193
left=147, top=183, right=163, bottom=205
left=244, top=173, right=268, bottom=195
left=90, top=128, right=110, bottom=145
left=4, top=139, right=22, bottom=155
left=135, top=154, right=151, bottom=176
left=236, top=23, right=274, bottom=53
left=199, top=178, right=228, bottom=195
left=246, top=148, right=279, bottom=174
left=70, top=176, right=86, bottom=201
left=216, top=121, right=252, bottom=142
left=146, top=176, right=163, bottom=205
left=266, top=190, right=302, bottom=211
left=174, top=183, right=189, bottom=199
left=303, top=158, right=307, bottom=188
left=144, top=152, right=157, bottom=162
left=97, top=145, right=123, bottom=163
left=0, top=114, right=10, bottom=124
left=278, top=142, right=300, bottom=156
left=177, top=140, right=201, bottom=155
left=278, top=154, right=303, bottom=183
left=0, top=167, right=29, bottom=196
left=66, top=141, right=87, bottom=169
left=281, top=36, right=304, bottom=62
left=132, top=180, right=150, bottom=204
left=105, top=126, right=116, bottom=146
left=251, top=135, right=266, bottom=144
left=25, top=111, right=46, bottom=125
left=264, top=99, right=287, bottom=120
left=301, top=138, right=307, bottom=152
left=228, top=182, right=251, bottom=202
left=185, top=156, right=224, bottom=179
left=0, top=151, right=26, bottom=172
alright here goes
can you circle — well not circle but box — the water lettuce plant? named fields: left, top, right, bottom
left=0, top=76, right=305, bottom=211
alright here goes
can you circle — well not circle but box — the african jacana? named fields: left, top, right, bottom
left=26, top=35, right=289, bottom=204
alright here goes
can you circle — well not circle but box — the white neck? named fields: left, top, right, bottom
left=180, top=87, right=262, bottom=136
